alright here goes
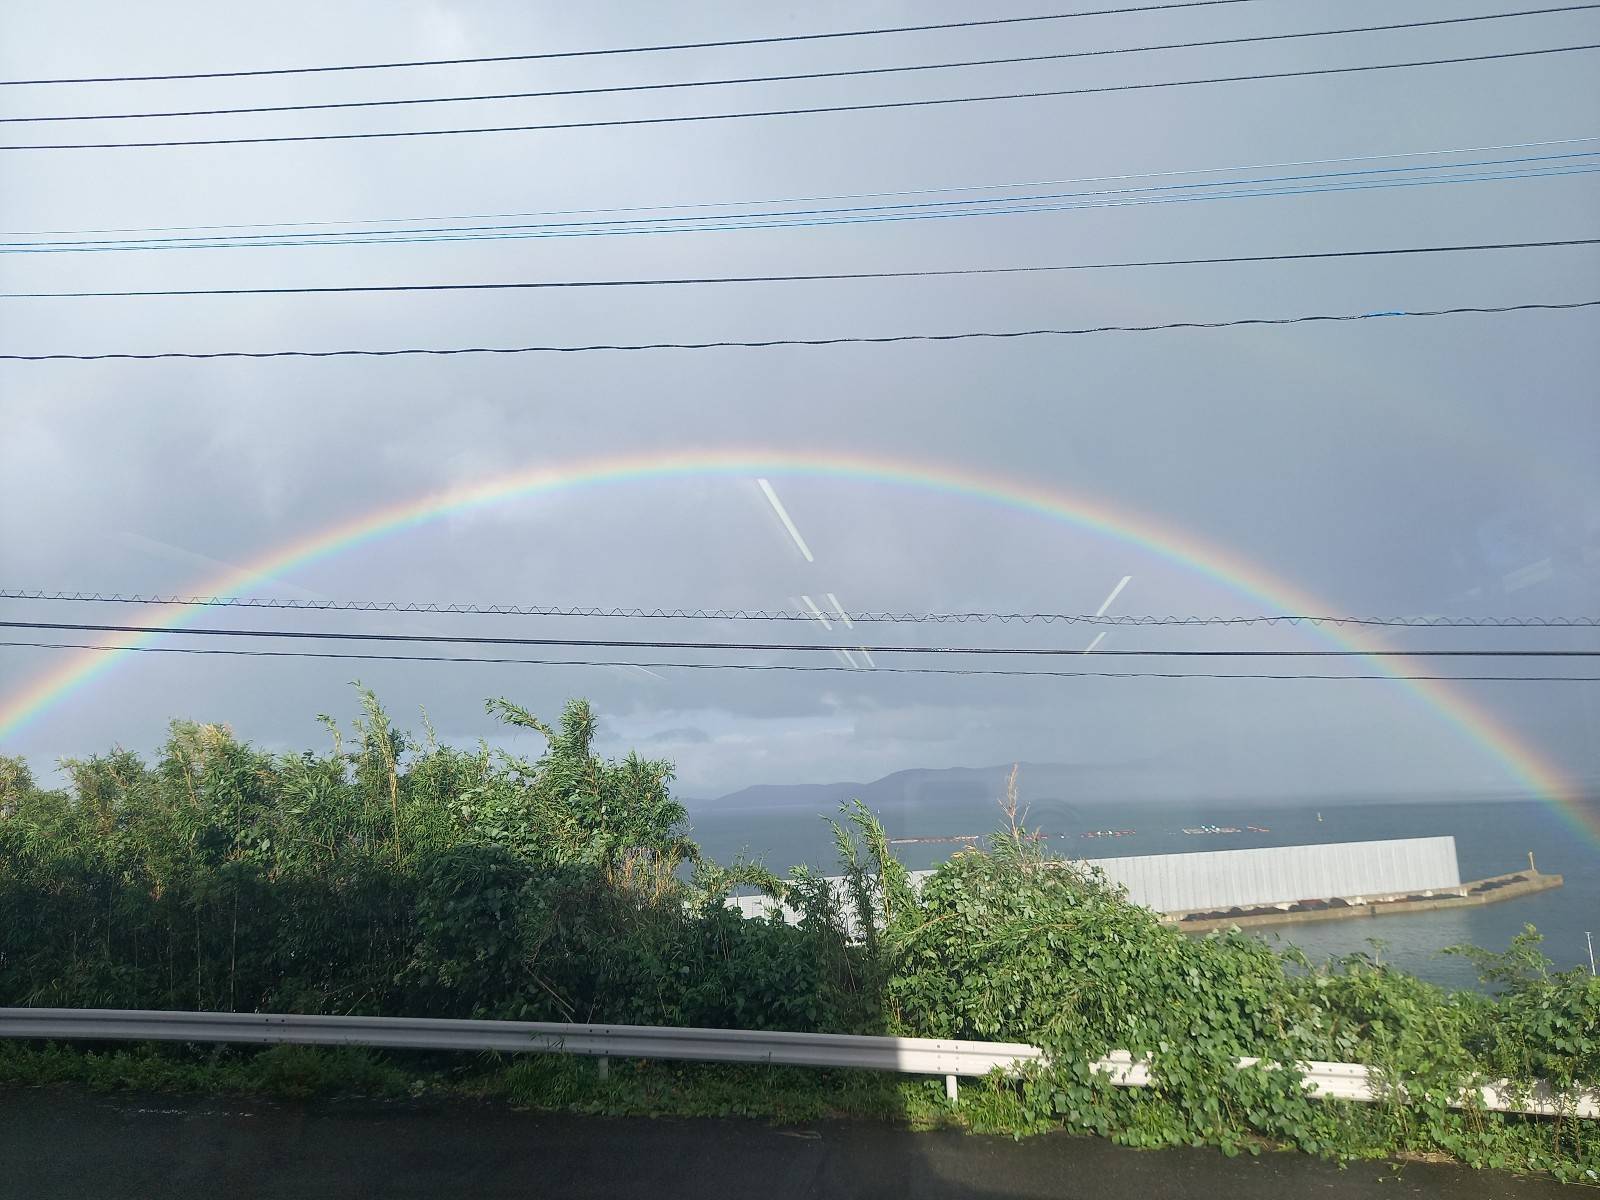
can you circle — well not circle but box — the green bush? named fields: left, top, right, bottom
left=2, top=695, right=1596, bottom=1181
left=863, top=814, right=1599, bottom=1178
left=0, top=693, right=868, bottom=1032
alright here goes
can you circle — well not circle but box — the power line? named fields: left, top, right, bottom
left=3, top=300, right=1593, bottom=361
left=5, top=592, right=1597, bottom=628
left=8, top=42, right=1597, bottom=151
left=10, top=156, right=1598, bottom=254
left=12, top=134, right=1596, bottom=239
left=8, top=237, right=1596, bottom=298
left=0, top=1, right=1267, bottom=87
left=9, top=170, right=1596, bottom=254
left=20, top=155, right=1600, bottom=248
left=4, top=639, right=1595, bottom=682
left=16, top=8, right=1594, bottom=125
left=4, top=619, right=1597, bottom=657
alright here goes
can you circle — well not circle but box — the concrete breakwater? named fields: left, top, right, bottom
left=731, top=836, right=1493, bottom=941
left=1165, top=870, right=1564, bottom=934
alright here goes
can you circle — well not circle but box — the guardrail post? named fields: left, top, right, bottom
left=945, top=1074, right=958, bottom=1105
left=597, top=1056, right=610, bottom=1081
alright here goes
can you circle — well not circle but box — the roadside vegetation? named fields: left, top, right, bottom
left=1, top=691, right=1595, bottom=1181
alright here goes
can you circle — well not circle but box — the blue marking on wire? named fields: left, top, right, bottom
left=11, top=135, right=1599, bottom=239
left=9, top=149, right=1600, bottom=250
left=6, top=164, right=1593, bottom=256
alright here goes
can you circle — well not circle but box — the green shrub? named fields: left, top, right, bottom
left=2, top=695, right=1596, bottom=1180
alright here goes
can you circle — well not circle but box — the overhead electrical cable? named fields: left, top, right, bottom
left=4, top=640, right=1595, bottom=682
left=5, top=592, right=1594, bottom=627
left=13, top=169, right=1598, bottom=253
left=9, top=155, right=1598, bottom=254
left=7, top=237, right=1596, bottom=298
left=0, top=1, right=1271, bottom=86
left=13, top=8, right=1596, bottom=124
left=7, top=43, right=1597, bottom=150
left=15, top=152, right=1596, bottom=244
left=12, top=134, right=1597, bottom=239
left=4, top=300, right=1593, bottom=361
left=3, top=619, right=1597, bottom=657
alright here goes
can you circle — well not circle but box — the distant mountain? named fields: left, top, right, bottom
left=684, top=763, right=1559, bottom=819
left=688, top=762, right=1135, bottom=828
left=697, top=780, right=869, bottom=811
left=684, top=763, right=1149, bottom=858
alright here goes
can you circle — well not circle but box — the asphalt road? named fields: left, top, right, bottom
left=0, top=1088, right=1578, bottom=1200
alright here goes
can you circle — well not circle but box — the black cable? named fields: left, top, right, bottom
left=0, top=2, right=1267, bottom=87
left=3, top=619, right=1597, bottom=657
left=16, top=8, right=1594, bottom=124
left=8, top=43, right=1597, bottom=150
left=5, top=591, right=1596, bottom=627
left=2, top=300, right=1592, bottom=361
left=9, top=237, right=1597, bottom=299
left=5, top=639, right=1595, bottom=682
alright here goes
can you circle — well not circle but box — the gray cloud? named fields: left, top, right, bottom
left=642, top=726, right=713, bottom=746
left=2, top=1, right=1597, bottom=805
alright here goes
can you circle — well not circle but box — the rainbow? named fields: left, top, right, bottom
left=1, top=447, right=1589, bottom=837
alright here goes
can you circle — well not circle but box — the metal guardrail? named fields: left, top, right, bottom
left=1, top=1008, right=1592, bottom=1116
left=0, top=1008, right=1041, bottom=1100
left=1099, top=1050, right=1599, bottom=1118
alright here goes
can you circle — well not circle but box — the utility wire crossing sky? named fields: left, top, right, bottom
left=2, top=0, right=1595, bottom=802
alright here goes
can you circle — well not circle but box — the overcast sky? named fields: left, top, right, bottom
left=2, top=0, right=1597, bottom=801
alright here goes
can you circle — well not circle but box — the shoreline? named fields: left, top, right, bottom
left=1165, top=870, right=1564, bottom=934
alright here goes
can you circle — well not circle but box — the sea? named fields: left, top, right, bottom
left=686, top=795, right=1599, bottom=992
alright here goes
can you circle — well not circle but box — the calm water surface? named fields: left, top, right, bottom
left=688, top=796, right=1599, bottom=990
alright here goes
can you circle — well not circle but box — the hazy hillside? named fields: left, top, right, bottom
left=689, top=761, right=1173, bottom=830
